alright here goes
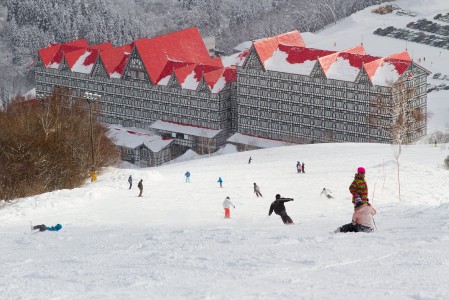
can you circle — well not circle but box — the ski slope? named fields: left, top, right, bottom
left=1, top=0, right=449, bottom=299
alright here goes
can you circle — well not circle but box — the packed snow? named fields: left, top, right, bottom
left=2, top=0, right=449, bottom=299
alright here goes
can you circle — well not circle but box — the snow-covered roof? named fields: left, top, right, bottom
left=233, top=40, right=252, bottom=52
left=106, top=124, right=173, bottom=152
left=227, top=133, right=296, bottom=148
left=150, top=120, right=222, bottom=138
left=252, top=31, right=413, bottom=86
left=37, top=27, right=236, bottom=93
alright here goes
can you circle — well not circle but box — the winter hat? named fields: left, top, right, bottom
left=354, top=197, right=363, bottom=206
left=226, top=196, right=230, bottom=200
left=357, top=167, right=366, bottom=174
left=55, top=224, right=62, bottom=230
left=275, top=194, right=281, bottom=199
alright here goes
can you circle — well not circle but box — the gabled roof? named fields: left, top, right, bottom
left=38, top=39, right=89, bottom=68
left=99, top=44, right=133, bottom=78
left=134, top=27, right=214, bottom=85
left=253, top=30, right=306, bottom=64
left=250, top=31, right=414, bottom=86
left=106, top=124, right=172, bottom=152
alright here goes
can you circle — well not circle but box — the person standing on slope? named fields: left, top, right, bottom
left=223, top=196, right=235, bottom=219
left=138, top=179, right=143, bottom=197
left=217, top=177, right=223, bottom=188
left=128, top=175, right=132, bottom=189
left=254, top=183, right=263, bottom=197
left=296, top=161, right=302, bottom=173
left=334, top=197, right=376, bottom=233
left=349, top=167, right=368, bottom=205
left=268, top=194, right=294, bottom=224
left=185, top=171, right=191, bottom=183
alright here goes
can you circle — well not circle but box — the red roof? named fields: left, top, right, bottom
left=38, top=39, right=89, bottom=68
left=99, top=44, right=133, bottom=77
left=134, top=27, right=215, bottom=84
left=253, top=31, right=306, bottom=64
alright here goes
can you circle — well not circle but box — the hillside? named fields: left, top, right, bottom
left=1, top=1, right=449, bottom=299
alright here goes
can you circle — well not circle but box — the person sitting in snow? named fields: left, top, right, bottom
left=334, top=197, right=376, bottom=233
left=321, top=188, right=334, bottom=199
left=223, top=196, right=235, bottom=219
left=33, top=224, right=62, bottom=232
left=268, top=194, right=294, bottom=224
left=349, top=167, right=368, bottom=205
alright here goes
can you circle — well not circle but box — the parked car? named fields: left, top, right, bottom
left=432, top=72, right=441, bottom=79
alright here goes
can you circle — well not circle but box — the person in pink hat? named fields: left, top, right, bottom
left=349, top=167, right=368, bottom=205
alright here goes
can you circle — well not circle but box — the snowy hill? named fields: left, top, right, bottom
left=1, top=1, right=449, bottom=299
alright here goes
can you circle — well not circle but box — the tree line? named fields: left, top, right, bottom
left=0, top=0, right=376, bottom=103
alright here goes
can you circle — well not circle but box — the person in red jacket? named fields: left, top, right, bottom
left=349, top=167, right=368, bottom=205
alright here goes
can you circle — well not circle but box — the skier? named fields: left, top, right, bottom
left=248, top=156, right=252, bottom=164
left=138, top=179, right=143, bottom=197
left=301, top=162, right=305, bottom=173
left=296, top=161, right=302, bottom=173
left=32, top=224, right=62, bottom=232
left=254, top=182, right=263, bottom=197
left=217, top=177, right=223, bottom=188
left=223, top=196, right=235, bottom=219
left=349, top=167, right=368, bottom=205
left=268, top=194, right=294, bottom=224
left=334, top=197, right=376, bottom=233
left=128, top=175, right=132, bottom=189
left=185, top=171, right=191, bottom=183
left=321, top=188, right=334, bottom=199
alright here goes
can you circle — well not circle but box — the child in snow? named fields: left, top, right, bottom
left=321, top=188, right=334, bottom=199
left=268, top=194, right=294, bottom=224
left=138, top=179, right=143, bottom=197
left=296, top=161, right=302, bottom=173
left=301, top=162, right=305, bottom=173
left=33, top=224, right=62, bottom=232
left=254, top=183, right=263, bottom=197
left=334, top=197, right=376, bottom=233
left=185, top=171, right=191, bottom=183
left=349, top=167, right=368, bottom=205
left=217, top=177, right=223, bottom=188
left=248, top=157, right=252, bottom=164
left=128, top=175, right=132, bottom=189
left=223, top=196, right=235, bottom=218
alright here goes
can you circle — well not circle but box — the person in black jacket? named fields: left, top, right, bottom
left=268, top=194, right=294, bottom=224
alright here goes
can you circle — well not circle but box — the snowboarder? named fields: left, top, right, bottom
left=223, top=196, right=235, bottom=219
left=321, top=188, right=334, bottom=199
left=349, top=167, right=368, bottom=205
left=128, top=175, right=132, bottom=189
left=334, top=197, right=376, bottom=233
left=254, top=183, right=263, bottom=197
left=185, top=171, right=191, bottom=183
left=32, top=224, right=62, bottom=232
left=138, top=179, right=143, bottom=197
left=248, top=156, right=252, bottom=164
left=301, top=162, right=305, bottom=173
left=268, top=194, right=294, bottom=224
left=296, top=161, right=302, bottom=173
left=217, top=177, right=223, bottom=188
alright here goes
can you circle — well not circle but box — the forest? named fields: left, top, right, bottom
left=0, top=0, right=376, bottom=104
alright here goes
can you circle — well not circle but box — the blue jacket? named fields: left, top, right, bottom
left=47, top=224, right=62, bottom=231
